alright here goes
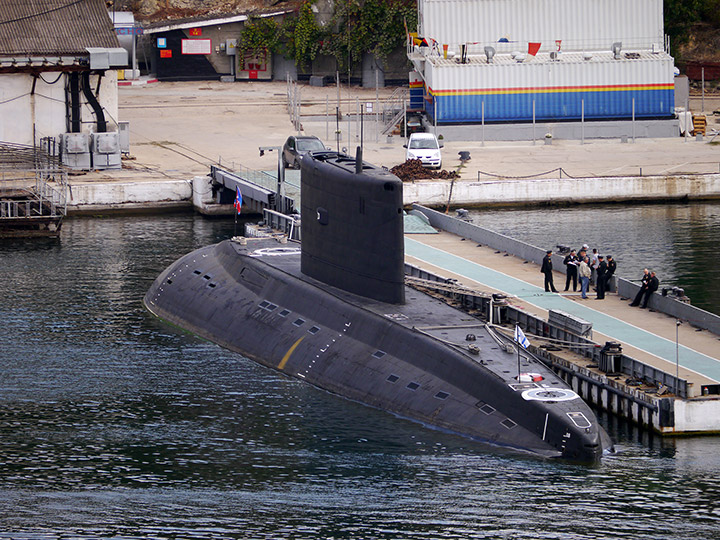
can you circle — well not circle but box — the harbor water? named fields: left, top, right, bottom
left=1, top=209, right=719, bottom=539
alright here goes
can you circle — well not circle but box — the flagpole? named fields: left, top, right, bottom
left=233, top=186, right=242, bottom=238
left=514, top=325, right=529, bottom=381
left=517, top=328, right=521, bottom=381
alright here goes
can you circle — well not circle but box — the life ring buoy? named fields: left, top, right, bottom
left=517, top=372, right=544, bottom=383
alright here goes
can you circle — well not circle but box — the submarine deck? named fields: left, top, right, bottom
left=404, top=231, right=720, bottom=398
left=234, top=239, right=553, bottom=388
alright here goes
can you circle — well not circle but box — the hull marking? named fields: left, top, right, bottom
left=278, top=336, right=306, bottom=370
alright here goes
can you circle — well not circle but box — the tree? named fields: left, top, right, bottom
left=664, top=0, right=705, bottom=49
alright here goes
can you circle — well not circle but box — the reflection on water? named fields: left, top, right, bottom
left=469, top=202, right=720, bottom=315
left=1, top=212, right=720, bottom=539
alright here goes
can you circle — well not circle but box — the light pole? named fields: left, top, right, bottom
left=676, top=319, right=681, bottom=393
left=259, top=145, right=285, bottom=214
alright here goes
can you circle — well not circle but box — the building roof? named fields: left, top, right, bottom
left=142, top=10, right=293, bottom=34
left=136, top=0, right=302, bottom=27
left=0, top=0, right=120, bottom=56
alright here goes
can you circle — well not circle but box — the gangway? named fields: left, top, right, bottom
left=210, top=165, right=296, bottom=215
left=0, top=167, right=67, bottom=238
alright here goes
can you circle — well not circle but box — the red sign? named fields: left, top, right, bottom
left=189, top=27, right=202, bottom=36
left=160, top=49, right=172, bottom=58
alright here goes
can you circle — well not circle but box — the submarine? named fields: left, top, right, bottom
left=144, top=150, right=613, bottom=463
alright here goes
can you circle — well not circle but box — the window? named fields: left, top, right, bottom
left=386, top=374, right=399, bottom=383
left=297, top=138, right=325, bottom=152
left=293, top=318, right=305, bottom=327
left=478, top=403, right=495, bottom=415
left=308, top=326, right=320, bottom=335
left=258, top=301, right=277, bottom=311
left=372, top=350, right=386, bottom=359
left=434, top=391, right=450, bottom=400
left=279, top=309, right=291, bottom=317
left=406, top=382, right=420, bottom=391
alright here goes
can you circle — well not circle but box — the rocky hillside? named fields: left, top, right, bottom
left=111, top=0, right=720, bottom=66
left=678, top=22, right=720, bottom=62
left=111, top=0, right=297, bottom=22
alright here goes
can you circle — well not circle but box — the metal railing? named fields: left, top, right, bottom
left=0, top=168, right=67, bottom=220
left=262, top=208, right=301, bottom=241
left=381, top=87, right=408, bottom=136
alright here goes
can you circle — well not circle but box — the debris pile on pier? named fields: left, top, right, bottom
left=390, top=160, right=460, bottom=182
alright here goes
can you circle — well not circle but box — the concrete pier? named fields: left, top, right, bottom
left=403, top=207, right=720, bottom=435
left=61, top=169, right=720, bottom=215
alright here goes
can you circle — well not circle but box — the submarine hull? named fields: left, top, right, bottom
left=145, top=151, right=610, bottom=463
left=144, top=238, right=608, bottom=463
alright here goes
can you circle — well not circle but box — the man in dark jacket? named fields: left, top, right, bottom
left=604, top=255, right=617, bottom=293
left=595, top=255, right=607, bottom=299
left=563, top=249, right=579, bottom=292
left=641, top=271, right=659, bottom=308
left=541, top=250, right=558, bottom=292
left=630, top=268, right=651, bottom=306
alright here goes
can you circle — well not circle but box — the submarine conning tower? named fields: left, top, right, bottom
left=300, top=149, right=405, bottom=304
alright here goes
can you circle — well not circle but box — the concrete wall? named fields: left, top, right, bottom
left=0, top=71, right=120, bottom=145
left=616, top=277, right=720, bottom=335
left=0, top=73, right=65, bottom=144
left=675, top=75, right=690, bottom=108
left=195, top=22, right=242, bottom=75
left=66, top=179, right=191, bottom=214
left=273, top=56, right=297, bottom=81
left=674, top=398, right=720, bottom=432
left=403, top=173, right=720, bottom=208
left=431, top=119, right=680, bottom=142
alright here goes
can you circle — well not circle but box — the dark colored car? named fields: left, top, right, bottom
left=282, top=135, right=328, bottom=169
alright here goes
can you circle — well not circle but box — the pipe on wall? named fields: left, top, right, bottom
left=81, top=71, right=107, bottom=133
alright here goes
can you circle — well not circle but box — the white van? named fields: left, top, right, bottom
left=404, top=133, right=443, bottom=169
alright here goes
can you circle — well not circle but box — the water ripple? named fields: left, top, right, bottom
left=1, top=213, right=720, bottom=538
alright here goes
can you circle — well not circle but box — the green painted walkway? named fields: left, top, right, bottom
left=405, top=237, right=720, bottom=383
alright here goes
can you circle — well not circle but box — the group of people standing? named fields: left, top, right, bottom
left=541, top=245, right=660, bottom=307
left=541, top=244, right=616, bottom=300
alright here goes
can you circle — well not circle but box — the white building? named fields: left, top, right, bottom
left=409, top=0, right=675, bottom=126
left=0, top=0, right=127, bottom=159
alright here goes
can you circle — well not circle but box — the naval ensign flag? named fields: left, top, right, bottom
left=514, top=325, right=530, bottom=349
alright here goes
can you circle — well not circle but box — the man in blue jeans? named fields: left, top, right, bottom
left=578, top=256, right=591, bottom=299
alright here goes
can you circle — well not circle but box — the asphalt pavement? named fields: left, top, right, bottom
left=111, top=80, right=720, bottom=185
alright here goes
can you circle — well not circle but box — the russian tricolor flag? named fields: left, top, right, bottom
left=234, top=187, right=242, bottom=214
